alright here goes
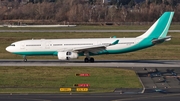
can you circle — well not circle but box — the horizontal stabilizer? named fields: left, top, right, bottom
left=152, top=36, right=171, bottom=44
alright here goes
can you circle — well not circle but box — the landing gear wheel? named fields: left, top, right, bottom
left=24, top=58, right=27, bottom=62
left=90, top=58, right=94, bottom=63
left=84, top=58, right=89, bottom=63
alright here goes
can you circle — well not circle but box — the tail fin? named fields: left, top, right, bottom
left=137, top=12, right=174, bottom=39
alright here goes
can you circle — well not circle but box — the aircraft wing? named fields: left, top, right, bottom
left=57, top=45, right=106, bottom=54
left=72, top=45, right=107, bottom=54
left=152, top=36, right=171, bottom=44
left=72, top=40, right=119, bottom=54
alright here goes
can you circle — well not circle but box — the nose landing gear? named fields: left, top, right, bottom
left=23, top=56, right=27, bottom=62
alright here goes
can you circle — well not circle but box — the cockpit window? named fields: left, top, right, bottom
left=10, top=44, right=15, bottom=46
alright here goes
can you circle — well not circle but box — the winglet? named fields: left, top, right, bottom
left=111, top=40, right=119, bottom=45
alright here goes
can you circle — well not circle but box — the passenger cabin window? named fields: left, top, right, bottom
left=26, top=44, right=41, bottom=46
left=10, top=44, right=15, bottom=46
left=53, top=44, right=62, bottom=46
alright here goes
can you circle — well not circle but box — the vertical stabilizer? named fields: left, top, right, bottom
left=137, top=12, right=174, bottom=39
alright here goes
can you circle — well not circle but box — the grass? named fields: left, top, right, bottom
left=1, top=32, right=180, bottom=60
left=0, top=67, right=141, bottom=93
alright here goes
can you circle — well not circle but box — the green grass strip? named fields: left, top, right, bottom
left=0, top=67, right=142, bottom=93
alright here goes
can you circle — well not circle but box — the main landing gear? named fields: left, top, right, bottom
left=84, top=57, right=94, bottom=63
left=23, top=56, right=27, bottom=62
left=83, top=52, right=94, bottom=63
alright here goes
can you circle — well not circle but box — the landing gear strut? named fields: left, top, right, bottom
left=23, top=56, right=27, bottom=62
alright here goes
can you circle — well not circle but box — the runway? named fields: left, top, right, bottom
left=0, top=30, right=180, bottom=33
left=0, top=59, right=180, bottom=67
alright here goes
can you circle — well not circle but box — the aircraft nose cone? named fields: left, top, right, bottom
left=6, top=46, right=11, bottom=52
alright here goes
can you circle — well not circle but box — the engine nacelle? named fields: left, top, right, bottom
left=58, top=52, right=78, bottom=60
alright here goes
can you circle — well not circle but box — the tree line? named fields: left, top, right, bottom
left=0, top=0, right=180, bottom=24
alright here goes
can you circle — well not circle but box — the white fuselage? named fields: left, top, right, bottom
left=6, top=38, right=142, bottom=56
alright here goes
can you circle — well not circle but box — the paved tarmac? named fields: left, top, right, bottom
left=133, top=67, right=180, bottom=93
left=1, top=59, right=180, bottom=101
left=0, top=30, right=179, bottom=33
left=0, top=59, right=180, bottom=67
left=0, top=93, right=180, bottom=101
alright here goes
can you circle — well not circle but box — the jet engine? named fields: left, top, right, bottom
left=57, top=52, right=78, bottom=60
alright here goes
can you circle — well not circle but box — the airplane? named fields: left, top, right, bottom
left=6, top=12, right=174, bottom=62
